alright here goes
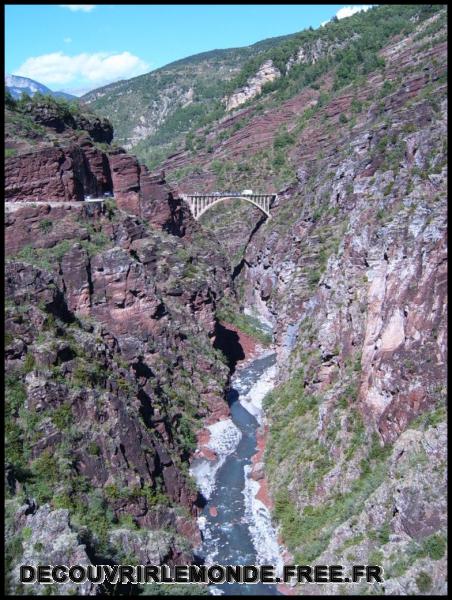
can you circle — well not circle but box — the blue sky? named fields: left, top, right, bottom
left=5, top=4, right=372, bottom=96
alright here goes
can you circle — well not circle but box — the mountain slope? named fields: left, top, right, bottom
left=147, top=5, right=446, bottom=593
left=81, top=4, right=443, bottom=167
left=4, top=4, right=447, bottom=596
left=4, top=95, right=232, bottom=595
left=80, top=36, right=294, bottom=152
left=157, top=5, right=446, bottom=260
left=5, top=74, right=76, bottom=100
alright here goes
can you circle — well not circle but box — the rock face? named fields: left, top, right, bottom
left=285, top=34, right=360, bottom=72
left=8, top=504, right=97, bottom=596
left=5, top=142, right=112, bottom=202
left=22, top=99, right=113, bottom=143
left=226, top=60, right=281, bottom=111
left=158, top=8, right=448, bottom=595
left=231, top=17, right=447, bottom=596
left=4, top=140, right=191, bottom=237
left=5, top=149, right=232, bottom=593
left=4, top=6, right=447, bottom=597
left=108, top=151, right=191, bottom=234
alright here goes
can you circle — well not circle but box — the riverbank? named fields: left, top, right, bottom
left=249, top=424, right=296, bottom=596
left=192, top=320, right=270, bottom=471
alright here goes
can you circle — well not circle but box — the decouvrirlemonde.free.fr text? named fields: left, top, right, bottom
left=20, top=564, right=384, bottom=585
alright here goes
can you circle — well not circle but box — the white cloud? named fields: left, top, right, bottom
left=15, top=51, right=150, bottom=88
left=60, top=5, right=96, bottom=12
left=64, top=37, right=72, bottom=43
left=336, top=5, right=372, bottom=20
left=319, top=5, right=372, bottom=27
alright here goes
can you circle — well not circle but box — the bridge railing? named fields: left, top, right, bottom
left=185, top=192, right=274, bottom=197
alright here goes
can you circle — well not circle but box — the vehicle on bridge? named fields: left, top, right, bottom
left=241, top=189, right=253, bottom=195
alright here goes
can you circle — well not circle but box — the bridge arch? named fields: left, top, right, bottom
left=182, top=193, right=275, bottom=221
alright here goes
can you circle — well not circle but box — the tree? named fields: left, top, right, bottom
left=5, top=89, right=16, bottom=109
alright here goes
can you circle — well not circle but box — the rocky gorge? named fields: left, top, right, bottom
left=4, top=4, right=447, bottom=597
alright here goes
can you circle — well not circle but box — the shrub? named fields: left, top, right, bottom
left=87, top=442, right=101, bottom=456
left=5, top=531, right=24, bottom=575
left=104, top=199, right=116, bottom=218
left=383, top=181, right=394, bottom=196
left=39, top=219, right=53, bottom=233
left=72, top=360, right=105, bottom=388
left=5, top=331, right=14, bottom=347
left=416, top=571, right=433, bottom=593
left=272, top=151, right=286, bottom=169
left=351, top=98, right=363, bottom=113
left=308, top=270, right=321, bottom=287
left=273, top=129, right=295, bottom=149
left=422, top=533, right=446, bottom=560
left=51, top=403, right=73, bottom=430
left=378, top=522, right=391, bottom=544
left=117, top=514, right=137, bottom=530
left=369, top=549, right=384, bottom=565
left=22, top=353, right=35, bottom=373
left=177, top=414, right=197, bottom=454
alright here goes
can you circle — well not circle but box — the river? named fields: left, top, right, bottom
left=190, top=350, right=284, bottom=596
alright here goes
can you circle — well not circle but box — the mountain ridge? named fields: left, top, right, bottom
left=80, top=4, right=443, bottom=165
left=5, top=74, right=77, bottom=101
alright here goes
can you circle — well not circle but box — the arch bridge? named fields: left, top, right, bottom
left=181, top=192, right=276, bottom=220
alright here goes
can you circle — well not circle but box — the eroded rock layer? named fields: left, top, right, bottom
left=4, top=5, right=447, bottom=596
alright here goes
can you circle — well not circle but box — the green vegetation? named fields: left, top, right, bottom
left=5, top=376, right=29, bottom=472
left=50, top=403, right=73, bottom=430
left=5, top=521, right=27, bottom=577
left=410, top=403, right=447, bottom=431
left=140, top=583, right=210, bottom=596
left=416, top=571, right=433, bottom=593
left=87, top=442, right=101, bottom=456
left=216, top=297, right=272, bottom=346
left=38, top=219, right=53, bottom=233
left=421, top=533, right=447, bottom=560
left=13, top=240, right=74, bottom=271
left=104, top=198, right=117, bottom=219
left=273, top=127, right=295, bottom=149
left=22, top=352, right=35, bottom=373
left=72, top=358, right=106, bottom=388
left=83, top=4, right=442, bottom=175
left=5, top=105, right=47, bottom=141
left=263, top=355, right=395, bottom=564
left=386, top=533, right=447, bottom=580
left=6, top=91, right=83, bottom=121
left=12, top=224, right=111, bottom=273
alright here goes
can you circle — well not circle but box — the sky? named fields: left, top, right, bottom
left=5, top=4, right=372, bottom=96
